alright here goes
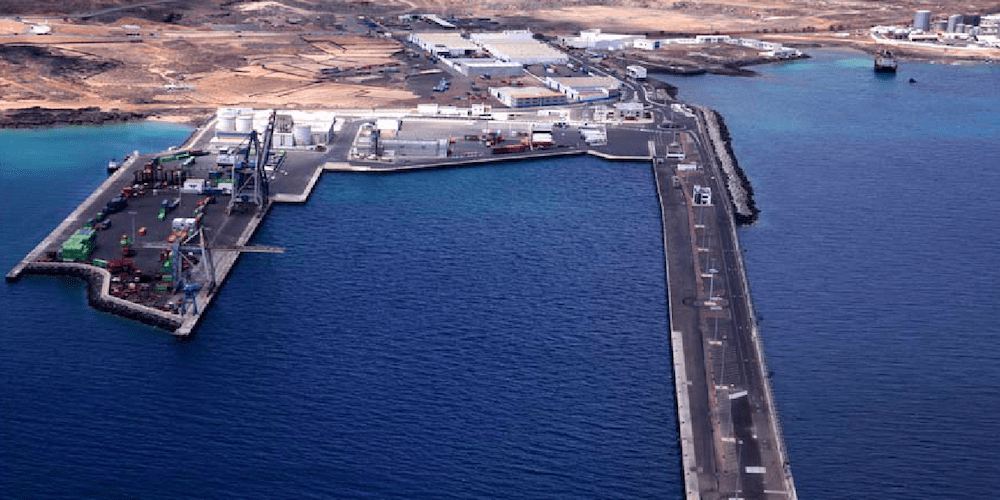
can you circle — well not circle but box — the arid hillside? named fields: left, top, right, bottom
left=2, top=0, right=997, bottom=121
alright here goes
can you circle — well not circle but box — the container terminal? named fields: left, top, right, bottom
left=6, top=65, right=796, bottom=500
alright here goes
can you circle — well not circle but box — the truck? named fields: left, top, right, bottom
left=158, top=197, right=181, bottom=220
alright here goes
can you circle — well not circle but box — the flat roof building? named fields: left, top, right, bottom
left=559, top=29, right=645, bottom=50
left=441, top=57, right=525, bottom=77
left=408, top=32, right=481, bottom=57
left=489, top=86, right=568, bottom=107
left=471, top=31, right=569, bottom=65
left=544, top=76, right=620, bottom=102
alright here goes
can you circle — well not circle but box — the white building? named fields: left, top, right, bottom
left=560, top=29, right=646, bottom=50
left=28, top=24, right=52, bottom=35
left=471, top=31, right=569, bottom=65
left=408, top=32, right=481, bottom=57
left=441, top=57, right=525, bottom=77
left=626, top=65, right=647, bottom=79
left=760, top=48, right=801, bottom=57
left=544, top=76, right=620, bottom=101
left=696, top=34, right=732, bottom=44
left=489, top=86, right=568, bottom=107
left=633, top=39, right=661, bottom=50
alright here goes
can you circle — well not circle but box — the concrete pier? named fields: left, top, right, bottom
left=655, top=122, right=796, bottom=498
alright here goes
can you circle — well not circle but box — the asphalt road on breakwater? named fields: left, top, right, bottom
left=688, top=120, right=794, bottom=499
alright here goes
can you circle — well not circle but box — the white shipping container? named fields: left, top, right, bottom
left=180, top=179, right=206, bottom=194
left=172, top=218, right=197, bottom=231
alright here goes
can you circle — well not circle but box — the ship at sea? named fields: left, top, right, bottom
left=874, top=50, right=898, bottom=73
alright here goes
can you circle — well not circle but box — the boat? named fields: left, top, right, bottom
left=874, top=50, right=898, bottom=73
left=107, top=158, right=119, bottom=174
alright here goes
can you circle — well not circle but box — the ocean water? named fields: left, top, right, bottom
left=1, top=128, right=680, bottom=499
left=657, top=50, right=1000, bottom=498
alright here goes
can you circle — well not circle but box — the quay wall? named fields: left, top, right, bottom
left=652, top=160, right=702, bottom=500
left=697, top=106, right=760, bottom=225
left=19, top=262, right=182, bottom=332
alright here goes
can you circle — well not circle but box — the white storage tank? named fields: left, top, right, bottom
left=914, top=10, right=932, bottom=31
left=948, top=14, right=962, bottom=32
left=235, top=114, right=254, bottom=133
left=216, top=111, right=236, bottom=133
left=293, top=124, right=312, bottom=145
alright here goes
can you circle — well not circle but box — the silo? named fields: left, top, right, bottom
left=947, top=14, right=962, bottom=32
left=293, top=124, right=312, bottom=146
left=914, top=10, right=931, bottom=31
left=955, top=23, right=965, bottom=33
left=934, top=20, right=948, bottom=32
left=215, top=111, right=236, bottom=133
left=235, top=113, right=253, bottom=133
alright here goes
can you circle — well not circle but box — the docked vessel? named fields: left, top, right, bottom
left=874, top=50, right=898, bottom=73
left=107, top=158, right=119, bottom=174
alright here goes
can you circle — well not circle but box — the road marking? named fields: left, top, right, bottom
left=729, top=390, right=748, bottom=400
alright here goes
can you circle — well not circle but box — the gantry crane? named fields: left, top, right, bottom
left=227, top=111, right=278, bottom=215
left=142, top=228, right=284, bottom=315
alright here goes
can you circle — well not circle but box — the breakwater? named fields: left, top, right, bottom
left=19, top=262, right=182, bottom=331
left=697, top=106, right=760, bottom=225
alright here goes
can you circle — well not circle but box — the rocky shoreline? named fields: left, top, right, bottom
left=0, top=106, right=149, bottom=129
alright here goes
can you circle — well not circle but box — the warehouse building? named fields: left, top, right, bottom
left=471, top=31, right=569, bottom=65
left=440, top=57, right=525, bottom=77
left=408, top=32, right=482, bottom=57
left=559, top=29, right=645, bottom=50
left=489, top=86, right=568, bottom=107
left=544, top=76, right=620, bottom=102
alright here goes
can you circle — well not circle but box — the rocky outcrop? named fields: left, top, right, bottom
left=0, top=107, right=148, bottom=129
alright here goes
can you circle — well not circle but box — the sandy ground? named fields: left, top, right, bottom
left=1, top=0, right=997, bottom=121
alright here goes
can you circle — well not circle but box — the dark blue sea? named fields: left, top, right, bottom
left=3, top=49, right=999, bottom=500
left=1, top=125, right=678, bottom=498
left=657, top=49, right=1000, bottom=498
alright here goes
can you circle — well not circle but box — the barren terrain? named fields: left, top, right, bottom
left=1, top=0, right=997, bottom=122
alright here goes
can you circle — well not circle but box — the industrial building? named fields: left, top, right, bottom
left=440, top=57, right=524, bottom=77
left=213, top=108, right=337, bottom=148
left=543, top=76, right=620, bottom=102
left=914, top=10, right=932, bottom=31
left=489, top=86, right=568, bottom=107
left=471, top=31, right=569, bottom=65
left=626, top=65, right=647, bottom=79
left=559, top=29, right=645, bottom=50
left=408, top=32, right=482, bottom=57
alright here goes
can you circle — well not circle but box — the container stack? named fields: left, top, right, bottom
left=61, top=229, right=97, bottom=262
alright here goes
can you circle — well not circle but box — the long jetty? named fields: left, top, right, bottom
left=653, top=113, right=796, bottom=499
